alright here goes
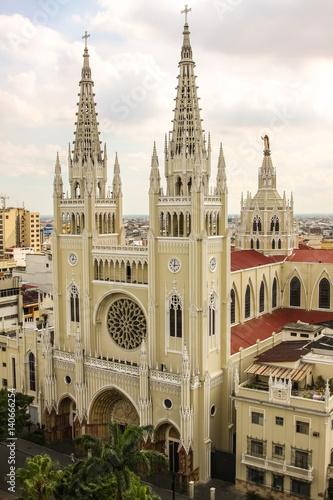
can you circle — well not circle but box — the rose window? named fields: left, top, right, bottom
left=107, top=298, right=146, bottom=349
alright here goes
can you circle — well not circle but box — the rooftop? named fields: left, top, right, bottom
left=231, top=308, right=333, bottom=355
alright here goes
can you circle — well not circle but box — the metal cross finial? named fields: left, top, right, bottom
left=82, top=31, right=90, bottom=49
left=181, top=5, right=192, bottom=24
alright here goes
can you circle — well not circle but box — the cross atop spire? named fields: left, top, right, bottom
left=82, top=31, right=90, bottom=49
left=181, top=5, right=192, bottom=24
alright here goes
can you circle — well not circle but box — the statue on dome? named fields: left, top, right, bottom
left=261, top=135, right=270, bottom=151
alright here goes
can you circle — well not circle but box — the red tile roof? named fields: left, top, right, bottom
left=285, top=249, right=333, bottom=263
left=231, top=308, right=333, bottom=355
left=231, top=250, right=277, bottom=271
left=230, top=248, right=333, bottom=271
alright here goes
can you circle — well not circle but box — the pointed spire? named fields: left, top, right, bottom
left=72, top=32, right=102, bottom=164
left=112, top=153, right=122, bottom=197
left=216, top=143, right=228, bottom=195
left=53, top=152, right=63, bottom=198
left=149, top=142, right=161, bottom=195
left=181, top=5, right=193, bottom=60
left=258, top=135, right=276, bottom=190
left=169, top=7, right=205, bottom=162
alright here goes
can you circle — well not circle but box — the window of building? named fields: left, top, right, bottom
left=272, top=239, right=275, bottom=249
left=12, top=358, right=16, bottom=389
left=256, top=239, right=259, bottom=249
left=247, top=467, right=265, bottom=486
left=291, top=479, right=310, bottom=498
left=275, top=416, right=284, bottom=426
left=259, top=281, right=265, bottom=313
left=252, top=411, right=263, bottom=425
left=272, top=278, right=277, bottom=308
left=250, top=239, right=254, bottom=249
left=2, top=379, right=7, bottom=387
left=272, top=443, right=285, bottom=458
left=248, top=438, right=266, bottom=457
left=272, top=474, right=284, bottom=492
left=208, top=293, right=216, bottom=337
left=292, top=448, right=311, bottom=469
left=245, top=285, right=251, bottom=318
left=300, top=333, right=309, bottom=338
left=319, top=277, right=330, bottom=309
left=278, top=239, right=281, bottom=249
left=2, top=362, right=6, bottom=367
left=170, top=294, right=182, bottom=338
left=70, top=285, right=80, bottom=322
left=29, top=352, right=36, bottom=391
left=230, top=288, right=235, bottom=324
left=291, top=332, right=297, bottom=337
left=296, top=421, right=309, bottom=435
left=290, top=276, right=301, bottom=307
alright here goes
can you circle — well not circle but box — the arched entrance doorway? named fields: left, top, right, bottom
left=87, top=387, right=139, bottom=439
left=44, top=396, right=76, bottom=443
left=154, top=422, right=194, bottom=486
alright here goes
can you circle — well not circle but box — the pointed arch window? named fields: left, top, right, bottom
left=231, top=289, right=235, bottom=324
left=256, top=239, right=260, bottom=250
left=245, top=285, right=251, bottom=319
left=278, top=239, right=281, bottom=249
left=70, top=285, right=80, bottom=322
left=29, top=352, right=36, bottom=391
left=170, top=295, right=182, bottom=338
left=259, top=281, right=265, bottom=313
left=251, top=239, right=254, bottom=249
left=270, top=216, right=279, bottom=232
left=272, top=240, right=275, bottom=250
left=272, top=278, right=277, bottom=309
left=253, top=216, right=262, bottom=232
left=319, top=278, right=330, bottom=309
left=290, top=277, right=301, bottom=307
left=209, top=293, right=216, bottom=336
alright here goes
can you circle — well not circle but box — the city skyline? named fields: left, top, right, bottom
left=1, top=0, right=333, bottom=215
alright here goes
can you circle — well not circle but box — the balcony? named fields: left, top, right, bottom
left=241, top=452, right=314, bottom=481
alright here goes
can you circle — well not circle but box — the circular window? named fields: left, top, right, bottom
left=107, top=298, right=146, bottom=350
left=163, top=398, right=173, bottom=410
left=210, top=404, right=216, bottom=417
left=65, top=375, right=72, bottom=385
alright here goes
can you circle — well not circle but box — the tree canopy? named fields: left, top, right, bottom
left=0, top=388, right=34, bottom=441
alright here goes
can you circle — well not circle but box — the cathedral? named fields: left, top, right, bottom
left=3, top=8, right=333, bottom=495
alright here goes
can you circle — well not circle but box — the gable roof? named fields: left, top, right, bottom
left=231, top=308, right=333, bottom=355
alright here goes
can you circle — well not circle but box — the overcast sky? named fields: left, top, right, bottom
left=1, top=0, right=333, bottom=216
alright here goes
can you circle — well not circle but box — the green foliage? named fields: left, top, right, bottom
left=245, top=492, right=266, bottom=500
left=16, top=453, right=61, bottom=500
left=316, top=375, right=326, bottom=388
left=123, top=472, right=160, bottom=500
left=0, top=388, right=34, bottom=441
left=57, top=423, right=166, bottom=499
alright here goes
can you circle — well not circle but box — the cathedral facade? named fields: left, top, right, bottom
left=2, top=10, right=333, bottom=491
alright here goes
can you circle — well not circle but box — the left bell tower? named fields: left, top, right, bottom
left=52, top=32, right=124, bottom=357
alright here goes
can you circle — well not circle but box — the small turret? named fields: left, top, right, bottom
left=112, top=153, right=122, bottom=198
left=53, top=152, right=63, bottom=198
left=216, top=143, right=228, bottom=195
left=149, top=142, right=161, bottom=195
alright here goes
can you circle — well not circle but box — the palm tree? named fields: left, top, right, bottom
left=73, top=422, right=168, bottom=500
left=16, top=453, right=61, bottom=500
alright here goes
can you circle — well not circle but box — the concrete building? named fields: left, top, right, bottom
left=0, top=206, right=41, bottom=257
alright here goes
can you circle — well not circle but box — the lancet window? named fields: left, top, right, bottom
left=169, top=294, right=182, bottom=338
left=245, top=285, right=251, bottom=319
left=259, top=281, right=265, bottom=313
left=272, top=278, right=277, bottom=309
left=319, top=277, right=330, bottom=309
left=270, top=216, right=279, bottom=232
left=29, top=352, right=36, bottom=391
left=70, top=285, right=80, bottom=322
left=290, top=276, right=301, bottom=307
left=230, top=289, right=235, bottom=324
left=208, top=293, right=216, bottom=337
left=253, top=216, right=262, bottom=232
